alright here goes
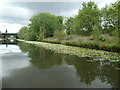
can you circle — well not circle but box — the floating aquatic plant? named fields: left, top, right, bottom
left=18, top=39, right=120, bottom=62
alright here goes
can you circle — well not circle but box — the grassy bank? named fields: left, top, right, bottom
left=18, top=39, right=119, bottom=62
left=42, top=35, right=120, bottom=52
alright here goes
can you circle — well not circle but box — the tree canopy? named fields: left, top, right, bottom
left=18, top=1, right=119, bottom=41
left=19, top=13, right=64, bottom=41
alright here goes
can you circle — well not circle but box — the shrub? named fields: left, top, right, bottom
left=107, top=44, right=120, bottom=52
left=65, top=41, right=99, bottom=49
left=91, top=27, right=102, bottom=40
left=54, top=30, right=66, bottom=40
left=99, top=36, right=106, bottom=42
left=89, top=36, right=94, bottom=40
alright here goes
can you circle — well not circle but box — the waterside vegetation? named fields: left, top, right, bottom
left=18, top=1, right=120, bottom=52
left=18, top=39, right=120, bottom=62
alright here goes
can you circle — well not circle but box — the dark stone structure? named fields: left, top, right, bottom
left=2, top=33, right=18, bottom=39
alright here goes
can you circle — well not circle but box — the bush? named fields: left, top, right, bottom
left=91, top=27, right=102, bottom=40
left=75, top=30, right=91, bottom=36
left=54, top=30, right=66, bottom=40
left=65, top=41, right=99, bottom=49
left=107, top=44, right=120, bottom=52
left=65, top=41, right=79, bottom=46
left=89, top=36, right=94, bottom=40
left=99, top=36, right=106, bottom=42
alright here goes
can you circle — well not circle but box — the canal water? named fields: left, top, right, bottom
left=0, top=41, right=119, bottom=88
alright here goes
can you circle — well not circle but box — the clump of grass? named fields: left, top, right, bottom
left=65, top=41, right=99, bottom=49
left=42, top=39, right=61, bottom=44
left=64, top=41, right=80, bottom=47
left=65, top=41, right=120, bottom=52
left=89, top=37, right=94, bottom=40
left=107, top=44, right=120, bottom=52
left=53, top=30, right=67, bottom=41
left=98, top=36, right=106, bottom=42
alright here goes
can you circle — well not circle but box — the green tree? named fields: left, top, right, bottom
left=101, top=1, right=119, bottom=35
left=75, top=1, right=101, bottom=35
left=65, top=17, right=75, bottom=35
left=29, top=13, right=64, bottom=41
left=18, top=26, right=28, bottom=39
left=26, top=29, right=37, bottom=41
left=57, top=16, right=64, bottom=31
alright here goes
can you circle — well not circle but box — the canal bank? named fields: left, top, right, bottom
left=17, top=39, right=119, bottom=62
left=41, top=38, right=120, bottom=52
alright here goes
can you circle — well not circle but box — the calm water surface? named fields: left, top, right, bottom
left=0, top=42, right=119, bottom=88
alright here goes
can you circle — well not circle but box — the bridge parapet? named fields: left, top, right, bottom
left=2, top=33, right=18, bottom=35
left=1, top=33, right=18, bottom=39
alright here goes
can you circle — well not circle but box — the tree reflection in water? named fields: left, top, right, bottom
left=18, top=42, right=119, bottom=88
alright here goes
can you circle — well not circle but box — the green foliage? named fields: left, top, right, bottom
left=18, top=1, right=120, bottom=52
left=65, top=41, right=79, bottom=46
left=91, top=26, right=102, bottom=40
left=65, top=41, right=120, bottom=52
left=57, top=16, right=65, bottom=31
left=18, top=26, right=28, bottom=39
left=26, top=30, right=37, bottom=41
left=65, top=41, right=99, bottom=49
left=54, top=30, right=66, bottom=40
left=75, top=1, right=101, bottom=35
left=101, top=1, right=119, bottom=35
left=18, top=13, right=64, bottom=41
left=42, top=39, right=61, bottom=44
left=112, top=29, right=119, bottom=38
left=112, top=29, right=120, bottom=45
left=29, top=13, right=64, bottom=40
left=65, top=17, right=75, bottom=35
left=98, top=36, right=106, bottom=42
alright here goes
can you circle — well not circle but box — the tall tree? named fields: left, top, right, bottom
left=18, top=26, right=28, bottom=39
left=29, top=13, right=64, bottom=41
left=75, top=1, right=101, bottom=35
left=65, top=17, right=75, bottom=35
left=101, top=1, right=119, bottom=35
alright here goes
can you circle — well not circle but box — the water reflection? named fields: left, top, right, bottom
left=0, top=40, right=13, bottom=88
left=0, top=46, right=2, bottom=89
left=0, top=39, right=18, bottom=45
left=17, top=42, right=119, bottom=88
left=2, top=45, right=30, bottom=77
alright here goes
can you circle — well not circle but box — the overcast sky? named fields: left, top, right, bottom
left=0, top=0, right=117, bottom=33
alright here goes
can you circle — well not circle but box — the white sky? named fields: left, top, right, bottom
left=0, top=0, right=117, bottom=33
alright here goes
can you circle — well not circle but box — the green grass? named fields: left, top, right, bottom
left=41, top=34, right=120, bottom=52
left=42, top=39, right=61, bottom=44
left=65, top=41, right=120, bottom=52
